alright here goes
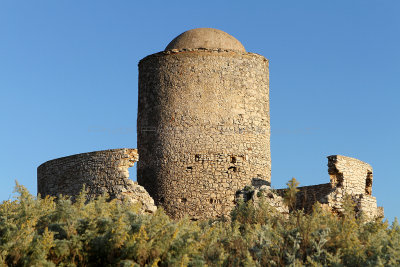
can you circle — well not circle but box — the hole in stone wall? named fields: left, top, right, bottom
left=251, top=178, right=270, bottom=187
left=336, top=173, right=343, bottom=187
left=231, top=156, right=237, bottom=164
left=330, top=171, right=343, bottom=188
left=128, top=165, right=137, bottom=182
left=195, top=154, right=201, bottom=162
left=209, top=198, right=214, bottom=204
left=365, top=172, right=373, bottom=195
left=181, top=198, right=187, bottom=203
left=228, top=166, right=238, bottom=172
left=186, top=166, right=193, bottom=172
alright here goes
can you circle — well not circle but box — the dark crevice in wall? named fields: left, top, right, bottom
left=366, top=172, right=373, bottom=195
left=329, top=166, right=344, bottom=188
left=228, top=166, right=238, bottom=172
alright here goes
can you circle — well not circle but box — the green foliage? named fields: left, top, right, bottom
left=0, top=182, right=399, bottom=266
left=283, top=177, right=299, bottom=211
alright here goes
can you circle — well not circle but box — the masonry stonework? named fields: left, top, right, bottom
left=325, top=155, right=383, bottom=219
left=37, top=149, right=156, bottom=213
left=137, top=28, right=270, bottom=219
left=276, top=155, right=383, bottom=219
left=37, top=28, right=383, bottom=221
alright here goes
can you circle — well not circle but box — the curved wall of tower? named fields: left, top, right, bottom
left=138, top=46, right=270, bottom=219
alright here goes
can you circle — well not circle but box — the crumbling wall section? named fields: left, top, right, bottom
left=326, top=155, right=382, bottom=219
left=277, top=155, right=383, bottom=220
left=358, top=195, right=384, bottom=218
left=276, top=183, right=333, bottom=213
left=37, top=148, right=156, bottom=213
left=328, top=155, right=373, bottom=195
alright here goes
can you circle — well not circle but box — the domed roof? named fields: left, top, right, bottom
left=165, top=28, right=246, bottom=52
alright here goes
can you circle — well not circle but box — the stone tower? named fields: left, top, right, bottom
left=137, top=28, right=270, bottom=219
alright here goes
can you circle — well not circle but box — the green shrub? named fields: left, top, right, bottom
left=0, top=182, right=398, bottom=266
left=283, top=177, right=299, bottom=212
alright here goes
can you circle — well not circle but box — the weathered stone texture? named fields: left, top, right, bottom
left=276, top=155, right=383, bottom=220
left=328, top=155, right=373, bottom=195
left=36, top=28, right=383, bottom=222
left=138, top=47, right=270, bottom=219
left=325, top=155, right=382, bottom=219
left=37, top=149, right=156, bottom=213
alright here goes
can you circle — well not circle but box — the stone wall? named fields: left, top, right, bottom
left=325, top=155, right=382, bottom=218
left=138, top=48, right=270, bottom=219
left=277, top=183, right=333, bottom=213
left=276, top=155, right=383, bottom=220
left=358, top=194, right=384, bottom=219
left=328, top=155, right=373, bottom=195
left=37, top=149, right=156, bottom=213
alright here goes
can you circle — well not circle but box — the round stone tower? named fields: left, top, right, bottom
left=137, top=28, right=270, bottom=219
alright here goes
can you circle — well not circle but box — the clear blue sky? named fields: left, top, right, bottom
left=1, top=0, right=399, bottom=222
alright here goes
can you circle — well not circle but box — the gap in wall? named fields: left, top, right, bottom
left=128, top=165, right=137, bottom=182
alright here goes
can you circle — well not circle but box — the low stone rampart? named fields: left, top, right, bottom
left=277, top=183, right=333, bottom=213
left=37, top=148, right=156, bottom=213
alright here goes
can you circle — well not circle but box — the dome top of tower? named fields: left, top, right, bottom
left=165, top=28, right=246, bottom=52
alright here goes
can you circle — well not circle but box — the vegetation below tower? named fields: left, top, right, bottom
left=0, top=183, right=399, bottom=266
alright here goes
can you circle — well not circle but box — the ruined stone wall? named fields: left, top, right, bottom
left=328, top=155, right=373, bottom=195
left=138, top=48, right=270, bottom=219
left=326, top=156, right=382, bottom=219
left=358, top=194, right=384, bottom=219
left=275, top=155, right=383, bottom=220
left=37, top=149, right=156, bottom=213
left=277, top=183, right=333, bottom=213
